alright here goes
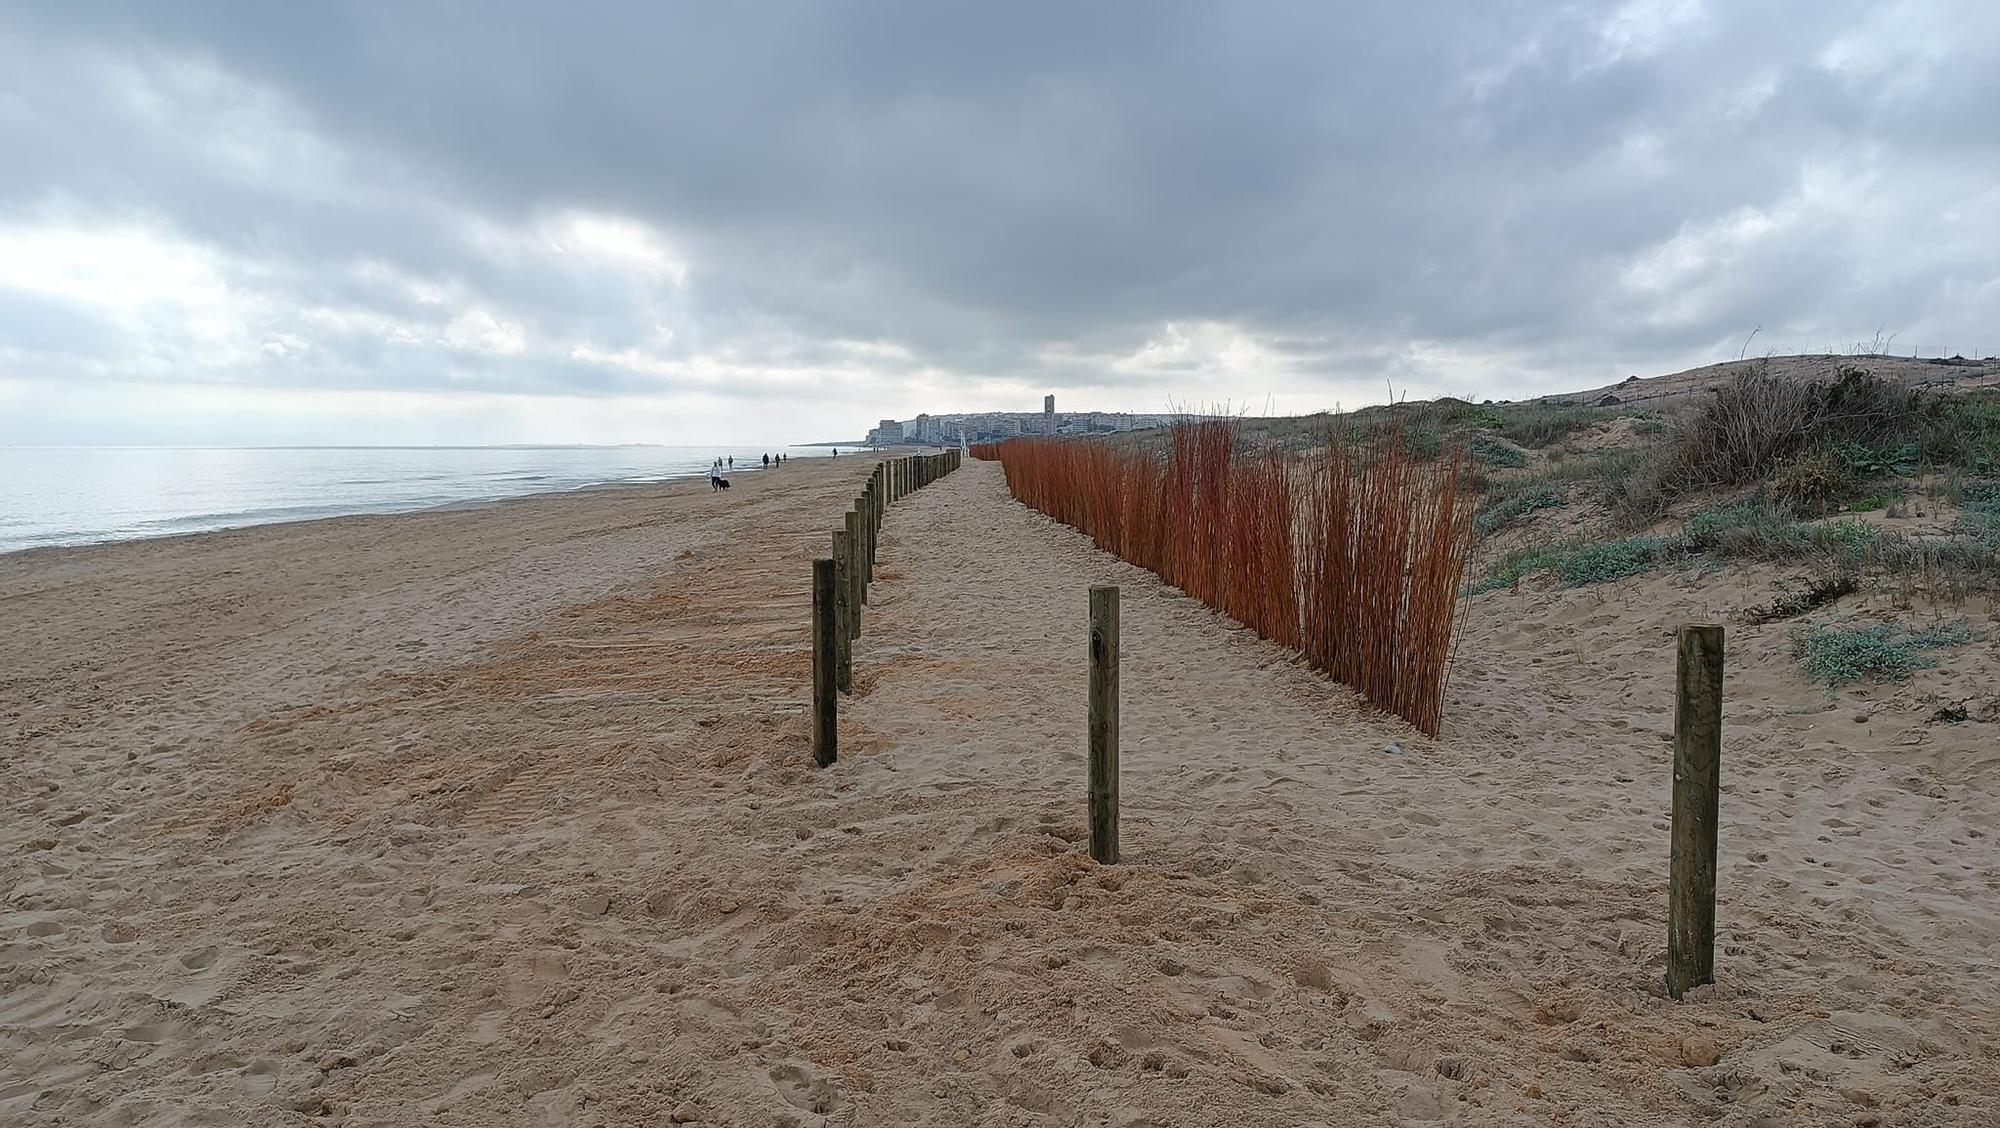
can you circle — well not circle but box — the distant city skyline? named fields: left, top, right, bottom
left=863, top=396, right=1182, bottom=446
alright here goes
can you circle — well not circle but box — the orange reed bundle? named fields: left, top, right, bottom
left=990, top=420, right=1471, bottom=736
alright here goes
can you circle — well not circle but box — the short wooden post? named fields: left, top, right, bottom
left=831, top=530, right=853, bottom=694
left=844, top=509, right=864, bottom=639
left=1668, top=624, right=1723, bottom=999
left=811, top=558, right=837, bottom=766
left=1088, top=585, right=1120, bottom=864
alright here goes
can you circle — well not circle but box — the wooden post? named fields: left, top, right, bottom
left=1668, top=624, right=1723, bottom=999
left=1088, top=585, right=1120, bottom=864
left=811, top=558, right=837, bottom=766
left=831, top=530, right=853, bottom=694
left=845, top=509, right=864, bottom=639
left=858, top=492, right=873, bottom=597
left=866, top=480, right=878, bottom=578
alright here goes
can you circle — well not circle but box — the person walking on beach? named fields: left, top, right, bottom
left=762, top=453, right=769, bottom=468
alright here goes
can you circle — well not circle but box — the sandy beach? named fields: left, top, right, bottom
left=4, top=456, right=1997, bottom=1126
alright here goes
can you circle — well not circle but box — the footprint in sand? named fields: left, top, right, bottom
left=100, top=921, right=141, bottom=944
left=767, top=1063, right=836, bottom=1114
left=239, top=1060, right=281, bottom=1097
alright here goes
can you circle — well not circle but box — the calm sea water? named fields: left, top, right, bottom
left=0, top=445, right=833, bottom=554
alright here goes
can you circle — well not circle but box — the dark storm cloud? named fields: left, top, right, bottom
left=3, top=0, right=1999, bottom=438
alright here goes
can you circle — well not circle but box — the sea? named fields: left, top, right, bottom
left=0, top=445, right=834, bottom=555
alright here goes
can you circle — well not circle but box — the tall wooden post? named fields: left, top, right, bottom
left=831, top=530, right=853, bottom=694
left=858, top=493, right=873, bottom=598
left=1668, top=624, right=1723, bottom=999
left=1088, top=585, right=1120, bottom=864
left=811, top=558, right=837, bottom=766
left=852, top=508, right=868, bottom=636
left=865, top=481, right=878, bottom=579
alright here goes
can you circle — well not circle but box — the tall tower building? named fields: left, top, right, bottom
left=1043, top=394, right=1055, bottom=435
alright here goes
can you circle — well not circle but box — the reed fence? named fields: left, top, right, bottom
left=977, top=422, right=1472, bottom=735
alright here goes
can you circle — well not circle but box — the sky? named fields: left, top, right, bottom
left=3, top=1, right=1997, bottom=446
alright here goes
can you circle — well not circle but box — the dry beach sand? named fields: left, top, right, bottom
left=3, top=457, right=1997, bottom=1126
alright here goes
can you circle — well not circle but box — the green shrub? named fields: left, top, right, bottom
left=1926, top=394, right=2000, bottom=474
left=1468, top=434, right=1529, bottom=468
left=1835, top=440, right=1922, bottom=478
left=1769, top=448, right=1859, bottom=515
left=1959, top=482, right=2000, bottom=552
left=1404, top=426, right=1444, bottom=460
left=1480, top=483, right=2000, bottom=598
left=1471, top=543, right=1571, bottom=593
left=1793, top=620, right=1982, bottom=685
left=1624, top=365, right=1939, bottom=519
left=1681, top=502, right=1893, bottom=565
left=1556, top=535, right=1675, bottom=585
left=1475, top=485, right=1565, bottom=535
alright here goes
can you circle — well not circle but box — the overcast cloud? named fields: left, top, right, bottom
left=3, top=1, right=1997, bottom=444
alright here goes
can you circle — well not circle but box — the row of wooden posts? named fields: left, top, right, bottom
left=810, top=448, right=963, bottom=766
left=817, top=452, right=1724, bottom=1003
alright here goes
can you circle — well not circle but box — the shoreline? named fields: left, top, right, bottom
left=1, top=453, right=818, bottom=561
